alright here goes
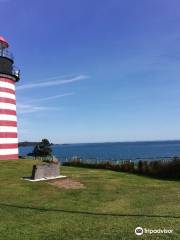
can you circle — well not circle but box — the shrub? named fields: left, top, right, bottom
left=63, top=157, right=180, bottom=180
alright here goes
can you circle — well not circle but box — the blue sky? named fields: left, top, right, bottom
left=1, top=0, right=180, bottom=143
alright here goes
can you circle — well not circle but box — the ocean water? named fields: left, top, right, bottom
left=19, top=141, right=180, bottom=162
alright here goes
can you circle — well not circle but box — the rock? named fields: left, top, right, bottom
left=31, top=162, right=60, bottom=180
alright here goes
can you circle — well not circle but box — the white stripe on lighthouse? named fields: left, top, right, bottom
left=0, top=148, right=18, bottom=155
left=0, top=126, right=17, bottom=132
left=0, top=103, right=16, bottom=111
left=0, top=92, right=16, bottom=100
left=0, top=138, right=18, bottom=144
left=0, top=81, right=15, bottom=91
left=0, top=114, right=17, bottom=121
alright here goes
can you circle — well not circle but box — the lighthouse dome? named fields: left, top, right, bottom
left=0, top=36, right=9, bottom=48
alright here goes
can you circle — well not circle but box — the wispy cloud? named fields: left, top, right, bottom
left=16, top=75, right=88, bottom=90
left=17, top=103, right=61, bottom=114
left=27, top=92, right=74, bottom=103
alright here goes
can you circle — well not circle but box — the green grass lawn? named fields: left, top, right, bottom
left=0, top=160, right=179, bottom=240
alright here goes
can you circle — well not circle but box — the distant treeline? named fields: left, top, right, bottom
left=63, top=157, right=180, bottom=180
left=19, top=141, right=54, bottom=147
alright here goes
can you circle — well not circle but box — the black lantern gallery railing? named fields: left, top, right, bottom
left=12, top=66, right=20, bottom=80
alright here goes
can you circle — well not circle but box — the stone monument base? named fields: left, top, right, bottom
left=23, top=162, right=66, bottom=182
left=23, top=175, right=67, bottom=182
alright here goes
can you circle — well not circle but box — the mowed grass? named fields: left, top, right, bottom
left=0, top=160, right=179, bottom=240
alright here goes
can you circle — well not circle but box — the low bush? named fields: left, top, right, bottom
left=63, top=157, right=180, bottom=179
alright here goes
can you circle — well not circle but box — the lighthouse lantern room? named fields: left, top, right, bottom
left=0, top=36, right=20, bottom=160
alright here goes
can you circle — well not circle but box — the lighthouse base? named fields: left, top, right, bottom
left=0, top=154, right=18, bottom=160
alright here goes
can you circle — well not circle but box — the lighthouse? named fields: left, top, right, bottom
left=0, top=36, right=20, bottom=160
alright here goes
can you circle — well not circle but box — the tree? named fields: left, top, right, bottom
left=33, top=139, right=52, bottom=158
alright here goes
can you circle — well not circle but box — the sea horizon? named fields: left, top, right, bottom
left=57, top=139, right=180, bottom=145
left=19, top=140, right=180, bottom=162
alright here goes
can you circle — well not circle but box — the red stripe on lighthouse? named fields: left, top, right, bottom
left=0, top=132, right=17, bottom=138
left=0, top=98, right=16, bottom=104
left=0, top=120, right=17, bottom=126
left=0, top=78, right=15, bottom=84
left=0, top=143, right=18, bottom=149
left=0, top=154, right=18, bottom=160
left=0, top=109, right=16, bottom=115
left=0, top=87, right=15, bottom=94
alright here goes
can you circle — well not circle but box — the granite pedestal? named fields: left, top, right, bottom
left=23, top=161, right=66, bottom=182
left=32, top=162, right=60, bottom=179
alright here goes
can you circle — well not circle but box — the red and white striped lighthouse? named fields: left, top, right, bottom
left=0, top=36, right=20, bottom=160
